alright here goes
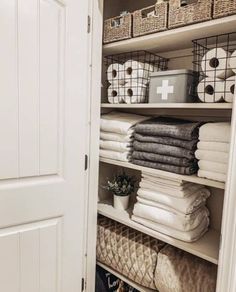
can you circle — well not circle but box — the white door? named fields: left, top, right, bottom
left=0, top=0, right=90, bottom=291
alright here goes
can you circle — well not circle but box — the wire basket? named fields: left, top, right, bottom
left=193, top=32, right=236, bottom=103
left=104, top=51, right=168, bottom=104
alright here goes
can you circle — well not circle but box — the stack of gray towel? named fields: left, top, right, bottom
left=131, top=117, right=201, bottom=175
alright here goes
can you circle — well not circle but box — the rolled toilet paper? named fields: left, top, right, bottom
left=197, top=78, right=225, bottom=103
left=124, top=82, right=147, bottom=104
left=230, top=50, right=236, bottom=73
left=224, top=75, right=235, bottom=103
left=124, top=60, right=154, bottom=83
left=201, top=48, right=234, bottom=79
left=107, top=63, right=125, bottom=84
left=107, top=85, right=125, bottom=104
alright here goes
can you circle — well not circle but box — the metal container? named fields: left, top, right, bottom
left=148, top=69, right=198, bottom=103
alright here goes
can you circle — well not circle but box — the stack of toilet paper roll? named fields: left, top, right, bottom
left=197, top=48, right=236, bottom=103
left=107, top=60, right=156, bottom=104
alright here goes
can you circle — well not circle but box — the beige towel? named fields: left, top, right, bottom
left=195, top=149, right=229, bottom=164
left=99, top=149, right=131, bottom=162
left=100, top=131, right=134, bottom=142
left=199, top=122, right=231, bottom=142
left=198, top=160, right=228, bottom=174
left=100, top=140, right=132, bottom=152
left=198, top=170, right=226, bottom=182
left=197, top=141, right=230, bottom=153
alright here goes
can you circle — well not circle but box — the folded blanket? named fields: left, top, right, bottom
left=132, top=203, right=209, bottom=231
left=101, top=112, right=149, bottom=135
left=132, top=215, right=209, bottom=242
left=133, top=141, right=195, bottom=160
left=134, top=117, right=201, bottom=141
left=197, top=141, right=230, bottom=153
left=132, top=159, right=198, bottom=175
left=100, top=131, right=134, bottom=142
left=195, top=149, right=229, bottom=164
left=100, top=140, right=132, bottom=152
left=132, top=151, right=195, bottom=167
left=142, top=173, right=189, bottom=187
left=198, top=170, right=226, bottom=182
left=199, top=122, right=231, bottom=143
left=134, top=133, right=198, bottom=150
left=137, top=188, right=210, bottom=214
left=100, top=149, right=131, bottom=162
left=198, top=160, right=228, bottom=174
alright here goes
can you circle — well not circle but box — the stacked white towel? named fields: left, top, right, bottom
left=100, top=112, right=149, bottom=162
left=196, top=122, right=231, bottom=182
left=132, top=172, right=211, bottom=242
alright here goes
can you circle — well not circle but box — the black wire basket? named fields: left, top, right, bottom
left=193, top=32, right=236, bottom=103
left=104, top=50, right=168, bottom=104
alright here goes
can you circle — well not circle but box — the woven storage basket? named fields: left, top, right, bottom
left=103, top=14, right=132, bottom=44
left=213, top=0, right=236, bottom=18
left=133, top=1, right=168, bottom=37
left=168, top=0, right=213, bottom=29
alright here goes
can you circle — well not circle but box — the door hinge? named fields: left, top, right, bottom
left=81, top=278, right=85, bottom=291
left=84, top=155, right=88, bottom=171
left=87, top=15, right=91, bottom=33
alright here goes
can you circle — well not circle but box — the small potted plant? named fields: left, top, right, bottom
left=105, top=171, right=136, bottom=211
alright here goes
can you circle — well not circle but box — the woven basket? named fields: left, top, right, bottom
left=213, top=0, right=236, bottom=18
left=103, top=14, right=132, bottom=44
left=133, top=2, right=168, bottom=37
left=169, top=0, right=213, bottom=29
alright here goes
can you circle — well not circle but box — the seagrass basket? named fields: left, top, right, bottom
left=213, top=0, right=236, bottom=18
left=168, top=0, right=213, bottom=29
left=103, top=14, right=132, bottom=44
left=133, top=1, right=168, bottom=37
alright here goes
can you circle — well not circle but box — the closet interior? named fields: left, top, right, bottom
left=95, top=1, right=236, bottom=291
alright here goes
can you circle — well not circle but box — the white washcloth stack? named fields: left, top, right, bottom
left=195, top=122, right=231, bottom=182
left=132, top=173, right=210, bottom=242
left=100, top=112, right=149, bottom=162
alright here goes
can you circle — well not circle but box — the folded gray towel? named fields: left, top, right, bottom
left=132, top=151, right=196, bottom=167
left=132, top=159, right=198, bottom=175
left=134, top=133, right=198, bottom=150
left=133, top=141, right=195, bottom=160
left=135, top=117, right=201, bottom=141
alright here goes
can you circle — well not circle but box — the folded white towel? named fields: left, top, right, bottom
left=142, top=173, right=189, bottom=187
left=133, top=203, right=209, bottom=232
left=198, top=170, right=226, bottom=182
left=100, top=131, right=134, bottom=142
left=100, top=140, right=132, bottom=152
left=99, top=149, right=131, bottom=162
left=199, top=122, right=231, bottom=143
left=101, top=112, right=149, bottom=135
left=198, top=160, right=228, bottom=174
left=140, top=179, right=194, bottom=192
left=131, top=215, right=209, bottom=242
left=197, top=141, right=230, bottom=153
left=195, top=149, right=229, bottom=164
left=137, top=188, right=210, bottom=214
left=139, top=180, right=204, bottom=198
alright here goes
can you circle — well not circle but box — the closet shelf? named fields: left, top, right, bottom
left=97, top=261, right=155, bottom=292
left=103, top=15, right=236, bottom=54
left=100, top=158, right=225, bottom=190
left=98, top=201, right=220, bottom=265
left=101, top=103, right=233, bottom=109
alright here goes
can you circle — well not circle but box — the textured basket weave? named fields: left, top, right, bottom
left=169, top=0, right=213, bottom=29
left=103, top=14, right=132, bottom=44
left=96, top=216, right=165, bottom=289
left=133, top=2, right=168, bottom=37
left=213, top=0, right=236, bottom=18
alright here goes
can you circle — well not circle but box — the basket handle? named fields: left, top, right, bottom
left=139, top=3, right=160, bottom=18
left=110, top=15, right=124, bottom=28
left=179, top=0, right=198, bottom=7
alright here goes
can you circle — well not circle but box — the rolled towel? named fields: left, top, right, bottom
left=199, top=122, right=231, bottom=143
left=137, top=187, right=210, bottom=214
left=99, top=149, right=131, bottom=162
left=197, top=141, right=230, bottom=153
left=101, top=111, right=149, bottom=135
left=195, top=149, right=229, bottom=164
left=132, top=203, right=209, bottom=232
left=100, top=131, right=134, bottom=142
left=198, top=160, right=228, bottom=174
left=100, top=140, right=132, bottom=152
left=198, top=170, right=226, bottom=183
left=132, top=215, right=209, bottom=243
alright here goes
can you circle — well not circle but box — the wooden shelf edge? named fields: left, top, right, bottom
left=98, top=201, right=219, bottom=265
left=97, top=261, right=156, bottom=292
left=100, top=158, right=225, bottom=190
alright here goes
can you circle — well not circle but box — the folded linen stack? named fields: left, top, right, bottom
left=132, top=173, right=211, bottom=242
left=195, top=122, right=231, bottom=182
left=131, top=117, right=201, bottom=175
left=100, top=112, right=149, bottom=162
